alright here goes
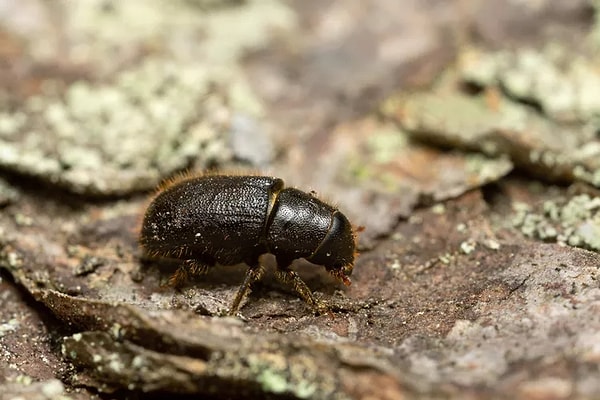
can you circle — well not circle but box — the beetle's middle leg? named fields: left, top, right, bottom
left=228, top=264, right=264, bottom=315
left=274, top=268, right=329, bottom=315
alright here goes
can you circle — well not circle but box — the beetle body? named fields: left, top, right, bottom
left=140, top=174, right=357, bottom=314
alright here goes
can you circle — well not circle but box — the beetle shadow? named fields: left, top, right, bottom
left=140, top=253, right=343, bottom=296
left=139, top=256, right=249, bottom=289
left=247, top=255, right=344, bottom=298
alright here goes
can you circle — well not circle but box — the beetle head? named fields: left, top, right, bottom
left=307, top=211, right=356, bottom=286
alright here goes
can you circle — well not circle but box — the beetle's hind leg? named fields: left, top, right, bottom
left=228, top=264, right=265, bottom=315
left=168, top=259, right=209, bottom=288
left=274, top=268, right=329, bottom=315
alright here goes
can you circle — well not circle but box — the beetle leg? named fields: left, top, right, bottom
left=187, top=259, right=209, bottom=277
left=274, top=269, right=329, bottom=315
left=168, top=259, right=209, bottom=288
left=228, top=265, right=264, bottom=315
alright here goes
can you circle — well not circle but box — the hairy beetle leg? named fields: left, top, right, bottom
left=275, top=269, right=330, bottom=315
left=167, top=259, right=209, bottom=288
left=228, top=265, right=265, bottom=315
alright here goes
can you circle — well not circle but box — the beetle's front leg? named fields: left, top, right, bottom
left=274, top=268, right=329, bottom=315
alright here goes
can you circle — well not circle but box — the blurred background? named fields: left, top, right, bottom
left=1, top=1, right=600, bottom=399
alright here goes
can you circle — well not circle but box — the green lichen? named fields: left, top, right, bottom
left=484, top=239, right=501, bottom=250
left=387, top=81, right=600, bottom=187
left=465, top=153, right=512, bottom=183
left=0, top=0, right=295, bottom=195
left=393, top=92, right=502, bottom=150
left=0, top=248, right=23, bottom=271
left=459, top=47, right=500, bottom=86
left=432, top=204, right=446, bottom=215
left=0, top=318, right=19, bottom=337
left=14, top=375, right=33, bottom=385
left=223, top=350, right=340, bottom=399
left=0, top=59, right=234, bottom=195
left=460, top=240, right=477, bottom=255
left=39, top=379, right=66, bottom=398
left=452, top=45, right=600, bottom=187
left=574, top=165, right=600, bottom=188
left=0, top=112, right=26, bottom=138
left=366, top=126, right=409, bottom=164
left=513, top=195, right=600, bottom=252
left=0, top=178, right=18, bottom=206
left=61, top=0, right=296, bottom=69
left=345, top=122, right=411, bottom=192
left=589, top=0, right=600, bottom=48
left=257, top=369, right=289, bottom=394
left=459, top=46, right=600, bottom=123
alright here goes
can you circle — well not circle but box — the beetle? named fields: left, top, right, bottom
left=139, top=174, right=358, bottom=315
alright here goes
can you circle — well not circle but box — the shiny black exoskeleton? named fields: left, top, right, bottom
left=140, top=174, right=357, bottom=314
